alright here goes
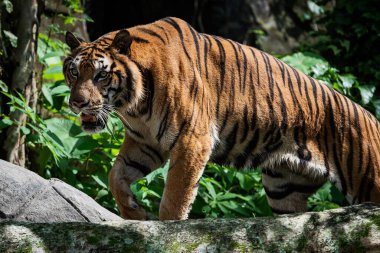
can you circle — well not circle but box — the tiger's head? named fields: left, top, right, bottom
left=63, top=30, right=144, bottom=133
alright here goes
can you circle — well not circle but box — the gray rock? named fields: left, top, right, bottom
left=0, top=159, right=122, bottom=222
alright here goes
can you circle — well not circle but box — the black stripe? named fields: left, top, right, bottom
left=124, top=124, right=144, bottom=139
left=93, top=47, right=106, bottom=54
left=131, top=63, right=155, bottom=119
left=266, top=95, right=277, bottom=130
left=163, top=18, right=197, bottom=109
left=122, top=157, right=151, bottom=176
left=162, top=18, right=192, bottom=62
left=169, top=121, right=187, bottom=150
left=156, top=105, right=170, bottom=141
left=94, top=53, right=104, bottom=58
left=235, top=130, right=260, bottom=168
left=262, top=168, right=283, bottom=178
left=212, top=36, right=226, bottom=119
left=365, top=165, right=375, bottom=201
left=308, top=77, right=320, bottom=121
left=264, top=183, right=322, bottom=200
left=319, top=81, right=327, bottom=108
left=358, top=145, right=371, bottom=202
left=203, top=35, right=211, bottom=80
left=144, top=144, right=164, bottom=163
left=227, top=40, right=242, bottom=92
left=124, top=69, right=133, bottom=103
left=275, top=81, right=288, bottom=132
left=273, top=58, right=286, bottom=85
left=143, top=69, right=155, bottom=120
left=291, top=67, right=303, bottom=96
left=139, top=148, right=156, bottom=163
left=219, top=109, right=230, bottom=133
left=343, top=97, right=355, bottom=191
left=251, top=151, right=270, bottom=168
left=152, top=24, right=169, bottom=42
left=186, top=23, right=201, bottom=73
left=132, top=36, right=149, bottom=44
left=302, top=77, right=313, bottom=115
left=350, top=101, right=363, bottom=190
left=260, top=52, right=275, bottom=101
left=240, top=105, right=249, bottom=143
left=317, top=132, right=330, bottom=174
left=136, top=27, right=166, bottom=44
left=249, top=48, right=259, bottom=130
left=238, top=44, right=248, bottom=93
left=214, top=123, right=239, bottom=164
left=326, top=91, right=347, bottom=196
left=284, top=66, right=298, bottom=108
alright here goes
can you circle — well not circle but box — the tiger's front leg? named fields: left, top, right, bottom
left=109, top=135, right=166, bottom=220
left=159, top=134, right=212, bottom=220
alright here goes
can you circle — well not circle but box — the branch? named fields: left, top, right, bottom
left=0, top=204, right=379, bottom=252
left=1, top=159, right=379, bottom=252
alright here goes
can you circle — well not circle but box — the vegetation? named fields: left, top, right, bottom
left=0, top=0, right=378, bottom=218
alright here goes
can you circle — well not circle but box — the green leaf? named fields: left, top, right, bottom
left=41, top=84, right=54, bottom=105
left=145, top=168, right=163, bottom=185
left=340, top=75, right=355, bottom=89
left=3, top=0, right=13, bottom=13
left=0, top=118, right=13, bottom=129
left=3, top=30, right=18, bottom=48
left=44, top=65, right=63, bottom=75
left=281, top=52, right=327, bottom=75
left=307, top=1, right=324, bottom=15
left=91, top=175, right=108, bottom=189
left=357, top=85, right=375, bottom=105
left=202, top=179, right=217, bottom=199
left=51, top=84, right=70, bottom=96
left=20, top=126, right=31, bottom=135
left=96, top=189, right=109, bottom=199
left=0, top=80, right=8, bottom=92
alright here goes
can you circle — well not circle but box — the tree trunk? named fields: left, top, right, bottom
left=3, top=0, right=42, bottom=167
left=1, top=204, right=379, bottom=252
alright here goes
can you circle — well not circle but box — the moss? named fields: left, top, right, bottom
left=87, top=235, right=100, bottom=244
left=15, top=239, right=33, bottom=253
left=336, top=222, right=370, bottom=253
left=295, top=234, right=308, bottom=252
left=370, top=215, right=380, bottom=229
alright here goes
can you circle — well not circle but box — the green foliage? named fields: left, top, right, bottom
left=131, top=163, right=272, bottom=219
left=282, top=52, right=379, bottom=117
left=301, top=0, right=380, bottom=101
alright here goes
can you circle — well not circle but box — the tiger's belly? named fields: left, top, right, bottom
left=209, top=127, right=329, bottom=179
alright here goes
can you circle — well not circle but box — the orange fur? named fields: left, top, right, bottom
left=64, top=17, right=380, bottom=220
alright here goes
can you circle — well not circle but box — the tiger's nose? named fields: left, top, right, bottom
left=69, top=98, right=90, bottom=109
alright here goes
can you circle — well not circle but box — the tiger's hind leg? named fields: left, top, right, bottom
left=262, top=166, right=327, bottom=214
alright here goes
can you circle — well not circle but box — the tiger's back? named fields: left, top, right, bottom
left=64, top=17, right=380, bottom=220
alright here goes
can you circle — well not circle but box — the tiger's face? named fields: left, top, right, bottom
left=63, top=31, right=143, bottom=133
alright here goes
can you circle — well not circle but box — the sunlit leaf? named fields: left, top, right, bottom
left=3, top=30, right=17, bottom=47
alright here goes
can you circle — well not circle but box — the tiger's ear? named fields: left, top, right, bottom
left=111, top=30, right=133, bottom=55
left=65, top=31, right=84, bottom=50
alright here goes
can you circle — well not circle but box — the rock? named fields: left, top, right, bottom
left=1, top=204, right=380, bottom=252
left=0, top=159, right=122, bottom=222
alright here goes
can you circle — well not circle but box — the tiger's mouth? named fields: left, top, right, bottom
left=80, top=112, right=108, bottom=133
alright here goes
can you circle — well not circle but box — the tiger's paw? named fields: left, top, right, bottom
left=119, top=201, right=148, bottom=220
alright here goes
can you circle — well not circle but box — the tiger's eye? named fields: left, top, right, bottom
left=99, top=71, right=108, bottom=78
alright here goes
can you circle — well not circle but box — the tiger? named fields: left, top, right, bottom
left=63, top=17, right=380, bottom=220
